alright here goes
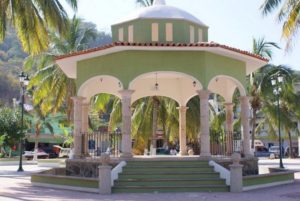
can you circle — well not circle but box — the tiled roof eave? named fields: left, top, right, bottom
left=55, top=42, right=269, bottom=62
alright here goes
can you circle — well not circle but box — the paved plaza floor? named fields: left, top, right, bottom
left=0, top=158, right=300, bottom=201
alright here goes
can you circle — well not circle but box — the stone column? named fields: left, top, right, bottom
left=81, top=103, right=89, bottom=157
left=225, top=103, right=234, bottom=155
left=119, top=90, right=134, bottom=158
left=197, top=90, right=211, bottom=158
left=72, top=96, right=85, bottom=159
left=230, top=153, right=243, bottom=192
left=177, top=106, right=189, bottom=156
left=240, top=96, right=252, bottom=157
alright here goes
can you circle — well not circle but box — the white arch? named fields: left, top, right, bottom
left=129, top=71, right=203, bottom=106
left=208, top=75, right=246, bottom=102
left=77, top=75, right=123, bottom=102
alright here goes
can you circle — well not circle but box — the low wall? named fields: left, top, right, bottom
left=31, top=168, right=99, bottom=193
left=37, top=159, right=66, bottom=167
left=214, top=157, right=258, bottom=175
left=66, top=159, right=118, bottom=178
left=243, top=171, right=295, bottom=191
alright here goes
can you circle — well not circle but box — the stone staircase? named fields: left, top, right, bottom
left=112, top=160, right=229, bottom=193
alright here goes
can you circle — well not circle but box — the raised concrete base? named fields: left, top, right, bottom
left=120, top=153, right=133, bottom=159
left=99, top=165, right=111, bottom=194
left=199, top=155, right=211, bottom=160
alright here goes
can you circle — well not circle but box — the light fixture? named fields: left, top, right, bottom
left=278, top=75, right=284, bottom=83
left=24, top=75, right=30, bottom=86
left=17, top=71, right=30, bottom=172
left=19, top=72, right=26, bottom=83
left=271, top=79, right=276, bottom=86
left=271, top=73, right=285, bottom=169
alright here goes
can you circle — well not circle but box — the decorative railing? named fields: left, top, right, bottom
left=81, top=132, right=122, bottom=157
left=210, top=131, right=242, bottom=156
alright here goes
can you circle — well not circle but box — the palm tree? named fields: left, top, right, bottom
left=249, top=38, right=280, bottom=149
left=0, top=0, right=77, bottom=55
left=136, top=0, right=154, bottom=7
left=261, top=65, right=300, bottom=158
left=260, top=0, right=300, bottom=48
left=29, top=102, right=54, bottom=161
left=252, top=38, right=280, bottom=60
left=26, top=16, right=97, bottom=118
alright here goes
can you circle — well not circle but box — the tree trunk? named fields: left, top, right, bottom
left=288, top=131, right=293, bottom=158
left=9, top=148, right=11, bottom=158
left=33, top=126, right=40, bottom=161
left=151, top=97, right=159, bottom=149
left=251, top=109, right=257, bottom=149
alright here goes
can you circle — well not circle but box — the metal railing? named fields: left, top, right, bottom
left=81, top=131, right=122, bottom=157
left=210, top=131, right=242, bottom=156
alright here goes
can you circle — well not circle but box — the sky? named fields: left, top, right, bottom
left=63, top=0, right=300, bottom=71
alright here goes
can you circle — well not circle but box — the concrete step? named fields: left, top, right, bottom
left=126, top=161, right=209, bottom=167
left=113, top=160, right=228, bottom=193
left=112, top=185, right=229, bottom=193
left=118, top=172, right=220, bottom=179
left=123, top=166, right=214, bottom=172
left=115, top=178, right=226, bottom=186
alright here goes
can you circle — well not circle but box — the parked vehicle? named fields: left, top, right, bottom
left=53, top=145, right=70, bottom=158
left=254, top=146, right=270, bottom=157
left=269, top=146, right=284, bottom=158
left=43, top=147, right=59, bottom=158
left=23, top=149, right=49, bottom=160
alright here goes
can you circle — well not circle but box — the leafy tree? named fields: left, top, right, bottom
left=26, top=16, right=99, bottom=118
left=260, top=0, right=300, bottom=49
left=252, top=38, right=280, bottom=60
left=0, top=72, right=19, bottom=104
left=0, top=107, right=25, bottom=152
left=28, top=103, right=54, bottom=161
left=261, top=65, right=300, bottom=158
left=0, top=0, right=77, bottom=55
left=249, top=38, right=280, bottom=149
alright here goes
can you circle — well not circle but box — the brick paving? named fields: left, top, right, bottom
left=0, top=158, right=299, bottom=201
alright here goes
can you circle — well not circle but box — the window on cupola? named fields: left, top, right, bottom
left=166, top=23, right=173, bottom=42
left=152, top=23, right=159, bottom=42
left=128, top=25, right=134, bottom=42
left=118, top=28, right=124, bottom=42
left=198, top=29, right=203, bottom=42
left=190, top=26, right=195, bottom=43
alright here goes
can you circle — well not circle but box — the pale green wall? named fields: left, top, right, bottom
left=76, top=50, right=246, bottom=90
left=112, top=19, right=208, bottom=43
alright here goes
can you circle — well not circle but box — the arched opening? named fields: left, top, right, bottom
left=129, top=71, right=203, bottom=106
left=77, top=75, right=123, bottom=102
left=208, top=75, right=246, bottom=103
left=131, top=96, right=179, bottom=155
left=83, top=92, right=122, bottom=157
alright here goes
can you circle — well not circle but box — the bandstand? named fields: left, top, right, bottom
left=56, top=0, right=267, bottom=168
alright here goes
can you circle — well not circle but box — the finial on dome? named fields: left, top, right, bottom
left=153, top=0, right=166, bottom=6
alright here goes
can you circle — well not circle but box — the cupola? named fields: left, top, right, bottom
left=111, top=0, right=208, bottom=43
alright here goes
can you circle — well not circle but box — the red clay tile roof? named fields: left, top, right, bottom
left=55, top=42, right=269, bottom=62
